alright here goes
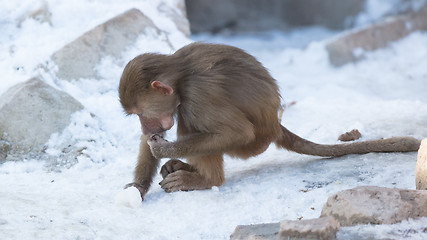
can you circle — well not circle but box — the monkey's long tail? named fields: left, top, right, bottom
left=275, top=125, right=421, bottom=157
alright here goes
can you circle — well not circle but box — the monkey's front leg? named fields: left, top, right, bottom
left=125, top=135, right=160, bottom=200
left=147, top=131, right=249, bottom=159
left=147, top=134, right=174, bottom=159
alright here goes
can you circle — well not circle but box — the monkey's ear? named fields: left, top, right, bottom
left=151, top=81, right=173, bottom=96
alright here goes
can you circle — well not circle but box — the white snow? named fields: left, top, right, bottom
left=1, top=1, right=427, bottom=239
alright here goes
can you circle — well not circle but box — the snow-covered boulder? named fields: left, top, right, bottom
left=158, top=1, right=190, bottom=37
left=0, top=140, right=11, bottom=160
left=280, top=217, right=340, bottom=240
left=0, top=77, right=83, bottom=161
left=230, top=222, right=280, bottom=240
left=416, top=138, right=427, bottom=190
left=321, top=186, right=427, bottom=226
left=326, top=10, right=427, bottom=67
left=230, top=217, right=340, bottom=240
left=51, top=8, right=171, bottom=81
left=17, top=0, right=52, bottom=27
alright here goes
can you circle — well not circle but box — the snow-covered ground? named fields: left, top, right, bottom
left=1, top=1, right=427, bottom=239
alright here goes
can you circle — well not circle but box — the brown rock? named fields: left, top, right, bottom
left=416, top=138, right=427, bottom=190
left=158, top=2, right=190, bottom=37
left=0, top=77, right=83, bottom=160
left=279, top=217, right=340, bottom=240
left=326, top=10, right=427, bottom=67
left=230, top=217, right=340, bottom=240
left=230, top=223, right=280, bottom=240
left=51, top=8, right=168, bottom=81
left=338, top=129, right=362, bottom=142
left=321, top=186, right=427, bottom=226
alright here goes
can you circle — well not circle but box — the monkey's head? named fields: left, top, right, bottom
left=119, top=54, right=180, bottom=135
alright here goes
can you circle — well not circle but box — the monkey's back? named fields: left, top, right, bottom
left=172, top=43, right=282, bottom=139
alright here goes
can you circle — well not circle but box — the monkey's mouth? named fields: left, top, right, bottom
left=141, top=127, right=166, bottom=136
left=141, top=117, right=173, bottom=135
left=153, top=130, right=166, bottom=136
left=141, top=120, right=166, bottom=135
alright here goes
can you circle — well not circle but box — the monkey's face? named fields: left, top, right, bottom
left=136, top=111, right=174, bottom=135
left=119, top=61, right=179, bottom=135
left=132, top=92, right=178, bottom=135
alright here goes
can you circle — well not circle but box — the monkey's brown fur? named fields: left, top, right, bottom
left=119, top=42, right=421, bottom=199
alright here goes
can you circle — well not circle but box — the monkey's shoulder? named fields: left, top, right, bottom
left=177, top=42, right=245, bottom=53
left=174, top=42, right=256, bottom=64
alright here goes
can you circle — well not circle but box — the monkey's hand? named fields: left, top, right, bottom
left=147, top=134, right=171, bottom=159
left=124, top=183, right=148, bottom=201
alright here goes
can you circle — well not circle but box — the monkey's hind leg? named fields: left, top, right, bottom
left=160, top=159, right=196, bottom=179
left=159, top=154, right=225, bottom=193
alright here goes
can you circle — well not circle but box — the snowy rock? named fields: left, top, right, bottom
left=279, top=217, right=340, bottom=240
left=416, top=138, right=427, bottom=190
left=158, top=1, right=190, bottom=37
left=0, top=140, right=11, bottom=160
left=17, top=0, right=52, bottom=27
left=0, top=77, right=83, bottom=160
left=230, top=222, right=280, bottom=240
left=326, top=10, right=427, bottom=67
left=114, top=187, right=142, bottom=208
left=230, top=217, right=340, bottom=240
left=51, top=8, right=170, bottom=81
left=321, top=186, right=427, bottom=226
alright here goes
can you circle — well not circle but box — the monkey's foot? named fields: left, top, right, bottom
left=124, top=182, right=148, bottom=200
left=160, top=159, right=196, bottom=179
left=159, top=170, right=212, bottom=193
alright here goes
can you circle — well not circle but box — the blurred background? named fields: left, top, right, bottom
left=185, top=0, right=426, bottom=33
